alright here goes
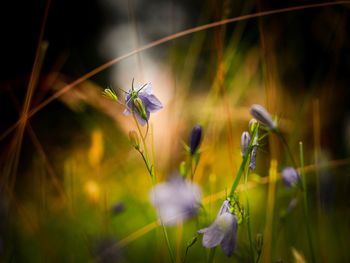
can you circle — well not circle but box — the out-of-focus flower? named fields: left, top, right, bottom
left=250, top=104, right=277, bottom=130
left=123, top=83, right=162, bottom=126
left=189, top=125, right=203, bottom=155
left=240, top=131, right=250, bottom=158
left=281, top=167, right=300, bottom=187
left=111, top=202, right=125, bottom=215
left=93, top=236, right=122, bottom=263
left=150, top=176, right=201, bottom=226
left=198, top=200, right=238, bottom=257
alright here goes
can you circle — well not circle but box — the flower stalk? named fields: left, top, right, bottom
left=299, top=142, right=316, bottom=263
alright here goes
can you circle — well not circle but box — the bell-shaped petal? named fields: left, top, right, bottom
left=123, top=83, right=163, bottom=126
left=198, top=200, right=238, bottom=257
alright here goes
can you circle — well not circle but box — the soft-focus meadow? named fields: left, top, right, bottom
left=1, top=0, right=350, bottom=262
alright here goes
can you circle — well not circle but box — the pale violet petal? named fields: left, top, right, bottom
left=123, top=108, right=131, bottom=116
left=139, top=93, right=163, bottom=113
left=138, top=83, right=152, bottom=94
left=200, top=224, right=225, bottom=248
left=220, top=213, right=238, bottom=257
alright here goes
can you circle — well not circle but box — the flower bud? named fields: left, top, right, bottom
left=133, top=97, right=148, bottom=121
left=281, top=167, right=300, bottom=187
left=250, top=104, right=277, bottom=130
left=255, top=233, right=263, bottom=254
left=249, top=146, right=257, bottom=170
left=189, top=125, right=203, bottom=155
left=103, top=88, right=118, bottom=101
left=240, top=131, right=250, bottom=158
left=249, top=118, right=258, bottom=134
left=179, top=161, right=187, bottom=177
left=129, top=130, right=140, bottom=150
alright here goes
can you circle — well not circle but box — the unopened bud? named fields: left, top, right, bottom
left=103, top=88, right=118, bottom=101
left=256, top=233, right=263, bottom=254
left=250, top=104, right=277, bottom=130
left=240, top=131, right=250, bottom=157
left=133, top=98, right=148, bottom=121
left=179, top=161, right=187, bottom=177
left=189, top=125, right=203, bottom=155
left=129, top=130, right=140, bottom=150
left=249, top=118, right=258, bottom=134
left=249, top=146, right=257, bottom=170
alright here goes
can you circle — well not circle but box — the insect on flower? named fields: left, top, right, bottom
left=123, top=81, right=163, bottom=126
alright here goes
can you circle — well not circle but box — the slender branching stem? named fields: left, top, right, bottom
left=132, top=113, right=175, bottom=263
left=299, top=142, right=316, bottom=263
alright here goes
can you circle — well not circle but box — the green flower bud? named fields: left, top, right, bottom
left=103, top=88, right=118, bottom=101
left=179, top=161, right=187, bottom=177
left=133, top=97, right=148, bottom=121
left=129, top=130, right=140, bottom=150
left=249, top=118, right=258, bottom=134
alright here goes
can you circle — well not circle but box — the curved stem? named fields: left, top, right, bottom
left=276, top=132, right=298, bottom=168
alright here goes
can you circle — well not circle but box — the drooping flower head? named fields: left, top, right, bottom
left=189, top=125, right=203, bottom=155
left=123, top=82, right=163, bottom=126
left=250, top=104, right=277, bottom=130
left=198, top=200, right=238, bottom=257
left=150, top=176, right=201, bottom=226
left=281, top=167, right=300, bottom=187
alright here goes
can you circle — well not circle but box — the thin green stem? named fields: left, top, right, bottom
left=299, top=142, right=316, bottom=263
left=276, top=132, right=298, bottom=169
left=229, top=126, right=258, bottom=197
left=255, top=252, right=261, bottom=263
left=244, top=159, right=255, bottom=263
left=161, top=221, right=176, bottom=263
left=207, top=247, right=216, bottom=263
left=132, top=113, right=175, bottom=263
left=246, top=199, right=255, bottom=263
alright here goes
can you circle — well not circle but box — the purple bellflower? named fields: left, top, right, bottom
left=281, top=167, right=300, bottom=187
left=198, top=200, right=238, bottom=257
left=250, top=104, right=277, bottom=130
left=123, top=83, right=163, bottom=126
left=189, top=125, right=203, bottom=155
left=150, top=176, right=201, bottom=226
left=249, top=146, right=257, bottom=170
left=240, top=131, right=250, bottom=158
